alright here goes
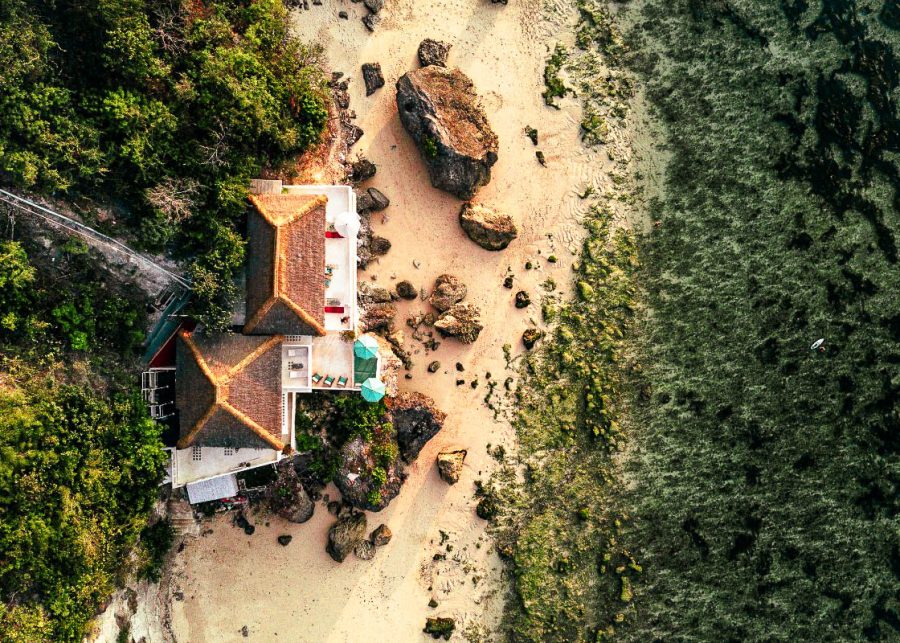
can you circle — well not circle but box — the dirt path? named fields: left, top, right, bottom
left=164, top=0, right=610, bottom=640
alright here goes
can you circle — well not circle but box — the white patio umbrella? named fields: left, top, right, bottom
left=334, top=210, right=361, bottom=238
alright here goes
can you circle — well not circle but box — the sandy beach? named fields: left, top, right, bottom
left=163, top=0, right=621, bottom=640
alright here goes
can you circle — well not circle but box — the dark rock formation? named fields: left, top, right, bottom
left=503, top=275, right=514, bottom=289
left=392, top=391, right=446, bottom=462
left=339, top=10, right=348, bottom=18
left=459, top=202, right=518, bottom=250
left=396, top=66, right=498, bottom=199
left=396, top=280, right=418, bottom=300
left=362, top=63, right=385, bottom=96
left=370, top=235, right=392, bottom=256
left=356, top=188, right=376, bottom=212
left=354, top=539, right=376, bottom=560
left=437, top=450, right=466, bottom=484
left=350, top=158, right=377, bottom=183
left=424, top=617, right=455, bottom=640
left=277, top=534, right=293, bottom=546
left=434, top=303, right=483, bottom=343
left=417, top=39, right=451, bottom=67
left=428, top=274, right=467, bottom=312
left=368, top=187, right=390, bottom=210
left=515, top=290, right=531, bottom=308
left=362, top=13, right=379, bottom=31
left=522, top=328, right=543, bottom=349
left=370, top=524, right=393, bottom=546
left=364, top=0, right=383, bottom=11
left=427, top=360, right=440, bottom=373
left=476, top=493, right=498, bottom=520
left=334, top=436, right=404, bottom=511
left=267, top=461, right=314, bottom=523
left=327, top=513, right=368, bottom=562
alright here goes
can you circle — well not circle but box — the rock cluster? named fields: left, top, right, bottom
left=396, top=66, right=498, bottom=199
left=267, top=460, right=314, bottom=523
left=434, top=302, right=483, bottom=344
left=392, top=391, right=447, bottom=462
left=428, top=274, right=467, bottom=312
left=437, top=450, right=466, bottom=484
left=333, top=435, right=405, bottom=511
left=327, top=513, right=368, bottom=562
left=362, top=63, right=385, bottom=96
left=459, top=202, right=517, bottom=251
left=417, top=39, right=451, bottom=67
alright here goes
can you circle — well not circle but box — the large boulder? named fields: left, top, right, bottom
left=437, top=450, right=466, bottom=484
left=334, top=435, right=404, bottom=511
left=418, top=39, right=451, bottom=67
left=267, top=460, right=314, bottom=523
left=327, top=513, right=368, bottom=562
left=391, top=392, right=446, bottom=462
left=434, top=303, right=483, bottom=344
left=362, top=63, right=385, bottom=96
left=459, top=203, right=518, bottom=250
left=428, top=274, right=467, bottom=312
left=396, top=66, right=498, bottom=199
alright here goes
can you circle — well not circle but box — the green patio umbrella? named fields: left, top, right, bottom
left=354, top=335, right=379, bottom=360
left=360, top=377, right=386, bottom=403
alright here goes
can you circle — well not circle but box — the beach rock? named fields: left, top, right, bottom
left=268, top=461, right=314, bottom=523
left=351, top=158, right=377, bottom=183
left=370, top=235, right=392, bottom=256
left=424, top=617, right=455, bottom=640
left=354, top=539, right=376, bottom=560
left=459, top=202, right=518, bottom=251
left=427, top=360, right=440, bottom=373
left=242, top=625, right=249, bottom=637
left=366, top=284, right=393, bottom=303
left=437, top=450, right=466, bottom=484
left=367, top=187, right=390, bottom=211
left=362, top=13, right=379, bottom=30
left=356, top=189, right=376, bottom=212
left=396, top=280, right=418, bottom=300
left=334, top=435, right=404, bottom=511
left=418, top=39, right=451, bottom=67
left=515, top=290, right=531, bottom=308
left=327, top=513, right=368, bottom=562
left=434, top=303, right=483, bottom=344
left=361, top=302, right=396, bottom=332
left=476, top=493, right=498, bottom=520
left=364, top=0, right=384, bottom=11
left=338, top=10, right=348, bottom=18
left=522, top=328, right=543, bottom=349
left=396, top=66, right=499, bottom=199
left=503, top=275, right=514, bottom=289
left=428, top=274, right=467, bottom=312
left=277, top=534, right=293, bottom=546
left=370, top=524, right=393, bottom=546
left=327, top=500, right=342, bottom=516
left=391, top=391, right=447, bottom=462
left=362, top=63, right=384, bottom=96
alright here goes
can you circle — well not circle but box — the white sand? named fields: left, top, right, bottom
left=164, top=0, right=622, bottom=640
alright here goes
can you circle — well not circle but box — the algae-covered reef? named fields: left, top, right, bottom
left=618, top=0, right=899, bottom=639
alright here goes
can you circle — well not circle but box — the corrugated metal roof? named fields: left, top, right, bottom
left=186, top=474, right=239, bottom=504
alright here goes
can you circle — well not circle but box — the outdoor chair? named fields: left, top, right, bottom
left=324, top=375, right=335, bottom=387
left=337, top=375, right=348, bottom=387
left=311, top=373, right=323, bottom=384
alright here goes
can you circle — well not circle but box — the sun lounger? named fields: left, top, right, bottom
left=311, top=373, right=323, bottom=385
left=337, top=376, right=348, bottom=387
left=324, top=375, right=335, bottom=387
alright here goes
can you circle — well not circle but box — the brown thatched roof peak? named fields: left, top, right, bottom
left=244, top=194, right=328, bottom=336
left=176, top=331, right=285, bottom=451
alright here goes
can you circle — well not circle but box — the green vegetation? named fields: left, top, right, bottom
left=0, top=382, right=166, bottom=642
left=0, top=0, right=328, bottom=328
left=615, top=0, right=900, bottom=639
left=0, top=239, right=166, bottom=640
left=542, top=44, right=570, bottom=107
left=492, top=204, right=639, bottom=641
left=137, top=519, right=175, bottom=583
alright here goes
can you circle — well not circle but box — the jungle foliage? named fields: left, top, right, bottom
left=0, top=240, right=167, bottom=641
left=0, top=0, right=329, bottom=329
left=619, top=0, right=899, bottom=639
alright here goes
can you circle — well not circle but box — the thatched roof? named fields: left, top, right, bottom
left=175, top=331, right=285, bottom=450
left=244, top=194, right=328, bottom=336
